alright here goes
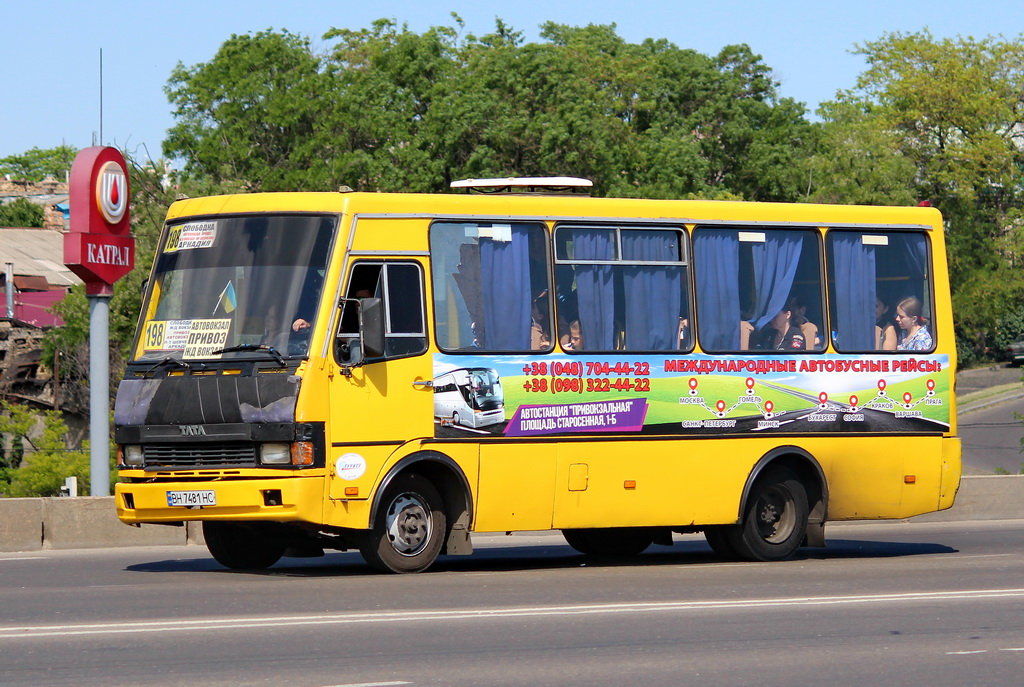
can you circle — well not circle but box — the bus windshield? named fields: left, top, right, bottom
left=133, top=214, right=336, bottom=362
left=463, top=368, right=503, bottom=411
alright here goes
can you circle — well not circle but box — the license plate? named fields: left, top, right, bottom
left=166, top=490, right=216, bottom=507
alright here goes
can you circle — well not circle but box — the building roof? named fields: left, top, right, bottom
left=0, top=227, right=81, bottom=288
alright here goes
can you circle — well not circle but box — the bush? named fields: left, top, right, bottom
left=0, top=402, right=93, bottom=497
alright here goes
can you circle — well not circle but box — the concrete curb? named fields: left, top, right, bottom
left=912, top=474, right=1024, bottom=522
left=1, top=475, right=1021, bottom=552
left=0, top=497, right=203, bottom=553
left=957, top=390, right=1024, bottom=415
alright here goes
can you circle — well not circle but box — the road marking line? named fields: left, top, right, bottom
left=0, top=557, right=44, bottom=562
left=945, top=650, right=988, bottom=655
left=1000, top=647, right=1024, bottom=652
left=3, top=588, right=1024, bottom=640
left=322, top=682, right=412, bottom=687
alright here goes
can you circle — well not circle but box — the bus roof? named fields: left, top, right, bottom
left=165, top=189, right=943, bottom=232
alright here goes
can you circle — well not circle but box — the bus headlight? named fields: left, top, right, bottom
left=123, top=445, right=144, bottom=467
left=260, top=443, right=291, bottom=465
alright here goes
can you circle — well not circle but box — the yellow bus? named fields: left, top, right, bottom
left=114, top=178, right=961, bottom=572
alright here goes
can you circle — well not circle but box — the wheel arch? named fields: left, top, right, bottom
left=371, top=450, right=474, bottom=555
left=740, top=446, right=829, bottom=546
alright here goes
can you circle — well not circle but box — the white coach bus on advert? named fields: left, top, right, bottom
left=433, top=367, right=505, bottom=428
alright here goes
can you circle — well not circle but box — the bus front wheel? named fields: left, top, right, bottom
left=728, top=467, right=808, bottom=562
left=360, top=473, right=446, bottom=573
left=202, top=521, right=286, bottom=570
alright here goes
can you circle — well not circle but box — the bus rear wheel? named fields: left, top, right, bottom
left=202, top=521, right=286, bottom=570
left=360, top=473, right=446, bottom=573
left=727, top=467, right=808, bottom=562
left=562, top=528, right=655, bottom=556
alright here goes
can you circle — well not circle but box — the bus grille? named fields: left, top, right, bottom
left=143, top=442, right=257, bottom=469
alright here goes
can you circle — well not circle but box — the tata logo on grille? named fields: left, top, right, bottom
left=178, top=425, right=207, bottom=436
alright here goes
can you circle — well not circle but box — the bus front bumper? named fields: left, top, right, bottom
left=115, top=475, right=326, bottom=525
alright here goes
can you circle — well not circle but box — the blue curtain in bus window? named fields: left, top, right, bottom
left=572, top=229, right=616, bottom=350
left=479, top=228, right=531, bottom=350
left=831, top=234, right=876, bottom=350
left=751, top=234, right=803, bottom=330
left=621, top=231, right=681, bottom=350
left=894, top=233, right=928, bottom=303
left=694, top=229, right=740, bottom=350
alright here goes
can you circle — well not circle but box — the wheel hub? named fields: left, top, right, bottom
left=755, top=488, right=794, bottom=543
left=386, top=493, right=431, bottom=556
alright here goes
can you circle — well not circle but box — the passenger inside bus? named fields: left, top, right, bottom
left=875, top=297, right=897, bottom=350
left=561, top=320, right=584, bottom=350
left=531, top=291, right=552, bottom=350
left=755, top=307, right=806, bottom=351
left=678, top=317, right=690, bottom=349
left=739, top=319, right=755, bottom=350
left=895, top=296, right=932, bottom=351
left=787, top=296, right=821, bottom=350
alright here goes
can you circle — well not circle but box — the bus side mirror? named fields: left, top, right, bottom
left=360, top=297, right=385, bottom=358
left=335, top=297, right=385, bottom=371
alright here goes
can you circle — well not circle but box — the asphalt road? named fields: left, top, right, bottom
left=2, top=521, right=1023, bottom=687
left=957, top=363, right=1024, bottom=475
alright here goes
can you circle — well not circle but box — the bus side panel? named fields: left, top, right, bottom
left=474, top=443, right=556, bottom=532
left=823, top=435, right=942, bottom=519
left=549, top=439, right=752, bottom=529
left=938, top=437, right=962, bottom=511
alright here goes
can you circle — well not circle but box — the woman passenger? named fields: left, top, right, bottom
left=895, top=296, right=932, bottom=351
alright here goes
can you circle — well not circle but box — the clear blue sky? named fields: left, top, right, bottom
left=2, top=0, right=1021, bottom=163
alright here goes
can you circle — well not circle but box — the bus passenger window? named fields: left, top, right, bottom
left=826, top=231, right=933, bottom=353
left=694, top=227, right=823, bottom=353
left=553, top=225, right=691, bottom=352
left=429, top=222, right=551, bottom=352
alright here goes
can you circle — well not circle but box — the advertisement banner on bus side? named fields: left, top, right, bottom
left=431, top=353, right=951, bottom=438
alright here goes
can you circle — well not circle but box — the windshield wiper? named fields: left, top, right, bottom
left=144, top=357, right=192, bottom=375
left=211, top=344, right=287, bottom=367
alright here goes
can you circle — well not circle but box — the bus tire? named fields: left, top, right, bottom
left=728, top=467, right=808, bottom=562
left=703, top=526, right=740, bottom=560
left=360, top=473, right=446, bottom=573
left=202, top=521, right=286, bottom=570
left=562, top=529, right=599, bottom=554
left=562, top=528, right=654, bottom=556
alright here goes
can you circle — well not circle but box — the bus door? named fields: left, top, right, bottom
left=326, top=260, right=433, bottom=501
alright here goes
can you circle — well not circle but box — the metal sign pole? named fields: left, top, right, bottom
left=88, top=294, right=111, bottom=496
left=65, top=146, right=134, bottom=499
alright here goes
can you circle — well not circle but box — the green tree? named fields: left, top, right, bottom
left=0, top=197, right=45, bottom=227
left=164, top=30, right=330, bottom=191
left=805, top=98, right=917, bottom=206
left=0, top=401, right=91, bottom=497
left=164, top=20, right=817, bottom=201
left=0, top=145, right=77, bottom=182
left=840, top=30, right=1024, bottom=354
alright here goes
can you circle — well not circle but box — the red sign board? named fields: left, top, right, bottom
left=64, top=146, right=135, bottom=295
